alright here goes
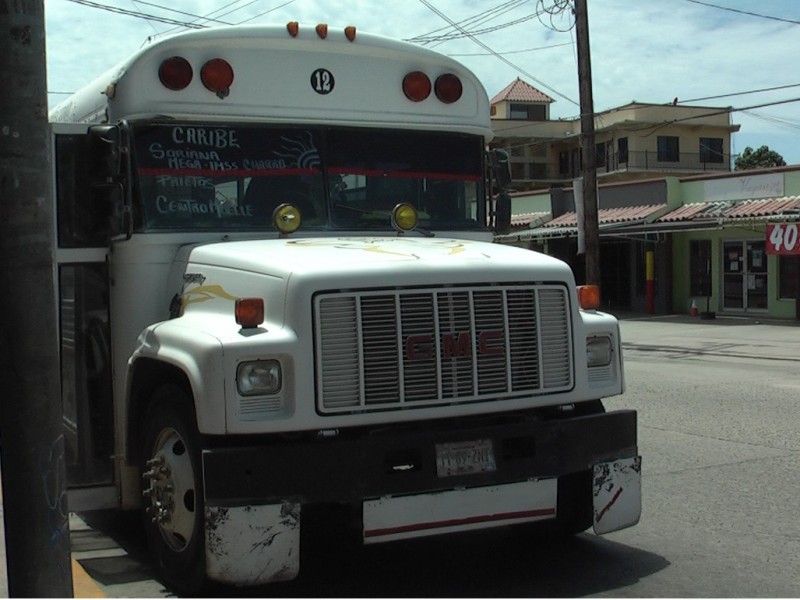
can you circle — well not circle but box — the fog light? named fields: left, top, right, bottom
left=237, top=360, right=282, bottom=396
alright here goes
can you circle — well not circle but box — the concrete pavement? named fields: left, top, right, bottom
left=616, top=311, right=800, bottom=363
left=1, top=311, right=798, bottom=597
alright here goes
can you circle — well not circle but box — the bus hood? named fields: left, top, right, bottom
left=183, top=236, right=574, bottom=285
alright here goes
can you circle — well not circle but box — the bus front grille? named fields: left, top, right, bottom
left=314, top=284, right=573, bottom=414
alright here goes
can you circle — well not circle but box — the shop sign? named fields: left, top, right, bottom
left=766, top=222, right=800, bottom=254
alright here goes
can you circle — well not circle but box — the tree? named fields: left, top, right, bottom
left=734, top=145, right=787, bottom=171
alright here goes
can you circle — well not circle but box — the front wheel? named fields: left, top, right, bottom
left=141, top=385, right=205, bottom=595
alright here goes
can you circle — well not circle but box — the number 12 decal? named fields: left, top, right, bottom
left=311, top=68, right=335, bottom=95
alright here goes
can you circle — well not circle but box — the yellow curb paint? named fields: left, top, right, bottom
left=72, top=557, right=106, bottom=598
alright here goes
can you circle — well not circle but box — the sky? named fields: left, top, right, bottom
left=44, top=0, right=800, bottom=165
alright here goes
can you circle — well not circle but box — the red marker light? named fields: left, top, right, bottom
left=435, top=73, right=463, bottom=104
left=235, top=298, right=264, bottom=329
left=158, top=56, right=193, bottom=90
left=201, top=58, right=234, bottom=97
left=403, top=71, right=431, bottom=102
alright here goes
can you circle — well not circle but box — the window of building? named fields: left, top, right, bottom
left=779, top=255, right=799, bottom=299
left=595, top=142, right=606, bottom=169
left=509, top=103, right=546, bottom=121
left=690, top=239, right=712, bottom=297
left=699, top=137, right=724, bottom=163
left=618, top=137, right=628, bottom=163
left=657, top=136, right=680, bottom=162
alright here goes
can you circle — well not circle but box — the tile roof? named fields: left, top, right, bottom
left=490, top=78, right=554, bottom=104
left=543, top=205, right=667, bottom=228
left=510, top=211, right=550, bottom=227
left=657, top=196, right=800, bottom=222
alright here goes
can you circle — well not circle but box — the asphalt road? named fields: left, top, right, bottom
left=10, top=313, right=800, bottom=597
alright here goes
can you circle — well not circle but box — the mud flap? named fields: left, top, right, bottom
left=592, top=456, right=642, bottom=534
left=205, top=502, right=300, bottom=585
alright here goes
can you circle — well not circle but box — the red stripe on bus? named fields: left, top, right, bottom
left=328, top=167, right=481, bottom=182
left=364, top=507, right=555, bottom=539
left=137, top=167, right=320, bottom=177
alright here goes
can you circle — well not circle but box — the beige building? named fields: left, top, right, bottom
left=490, top=78, right=741, bottom=189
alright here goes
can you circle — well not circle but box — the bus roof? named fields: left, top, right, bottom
left=50, top=23, right=493, bottom=141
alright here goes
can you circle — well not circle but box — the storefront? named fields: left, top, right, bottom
left=497, top=168, right=800, bottom=320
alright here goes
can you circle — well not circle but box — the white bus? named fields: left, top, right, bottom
left=51, top=22, right=640, bottom=593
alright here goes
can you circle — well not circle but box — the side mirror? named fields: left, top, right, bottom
left=494, top=191, right=511, bottom=234
left=490, top=148, right=512, bottom=191
left=90, top=181, right=125, bottom=239
left=88, top=124, right=126, bottom=239
left=88, top=124, right=121, bottom=180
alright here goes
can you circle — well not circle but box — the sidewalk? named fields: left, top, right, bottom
left=615, top=311, right=800, bottom=363
left=0, top=466, right=106, bottom=598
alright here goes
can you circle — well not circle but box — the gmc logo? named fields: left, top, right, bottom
left=405, top=331, right=505, bottom=361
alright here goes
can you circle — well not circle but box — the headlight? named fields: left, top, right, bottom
left=586, top=336, right=612, bottom=367
left=237, top=360, right=282, bottom=396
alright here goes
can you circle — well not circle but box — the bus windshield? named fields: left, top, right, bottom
left=131, top=123, right=485, bottom=232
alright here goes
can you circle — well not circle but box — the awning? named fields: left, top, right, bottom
left=496, top=197, right=800, bottom=242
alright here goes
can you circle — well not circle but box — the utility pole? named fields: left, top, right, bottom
left=574, top=0, right=601, bottom=287
left=0, top=1, right=74, bottom=596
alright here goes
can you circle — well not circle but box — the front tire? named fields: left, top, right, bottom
left=141, top=384, right=205, bottom=595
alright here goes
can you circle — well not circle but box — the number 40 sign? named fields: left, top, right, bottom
left=766, top=223, right=800, bottom=255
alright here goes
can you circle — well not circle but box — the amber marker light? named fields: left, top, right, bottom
left=316, top=23, right=328, bottom=39
left=200, top=58, right=234, bottom=97
left=577, top=285, right=601, bottom=310
left=403, top=71, right=431, bottom=102
left=159, top=56, right=193, bottom=90
left=344, top=26, right=357, bottom=41
left=235, top=298, right=265, bottom=329
left=287, top=21, right=299, bottom=37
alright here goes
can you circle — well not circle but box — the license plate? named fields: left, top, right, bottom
left=435, top=439, right=497, bottom=478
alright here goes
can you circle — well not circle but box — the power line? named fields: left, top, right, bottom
left=684, top=0, right=800, bottom=26
left=448, top=41, right=573, bottom=56
left=64, top=0, right=207, bottom=28
left=408, top=0, right=529, bottom=44
left=677, top=83, right=800, bottom=105
left=418, top=0, right=578, bottom=106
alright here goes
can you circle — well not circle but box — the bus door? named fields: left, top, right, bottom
left=52, top=123, right=119, bottom=509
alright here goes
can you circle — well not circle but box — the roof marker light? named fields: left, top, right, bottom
left=344, top=26, right=357, bottom=41
left=200, top=58, right=234, bottom=98
left=435, top=73, right=463, bottom=104
left=287, top=21, right=299, bottom=37
left=316, top=23, right=328, bottom=39
left=402, top=71, right=431, bottom=102
left=158, top=56, right=193, bottom=90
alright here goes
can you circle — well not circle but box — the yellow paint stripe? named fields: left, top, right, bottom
left=72, top=557, right=106, bottom=598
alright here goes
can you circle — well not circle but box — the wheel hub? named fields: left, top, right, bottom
left=142, top=428, right=196, bottom=551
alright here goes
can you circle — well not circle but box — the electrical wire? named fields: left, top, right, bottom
left=418, top=0, right=578, bottom=106
left=684, top=0, right=800, bottom=26
left=64, top=0, right=208, bottom=28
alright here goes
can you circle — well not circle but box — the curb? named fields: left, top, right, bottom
left=72, top=557, right=106, bottom=598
